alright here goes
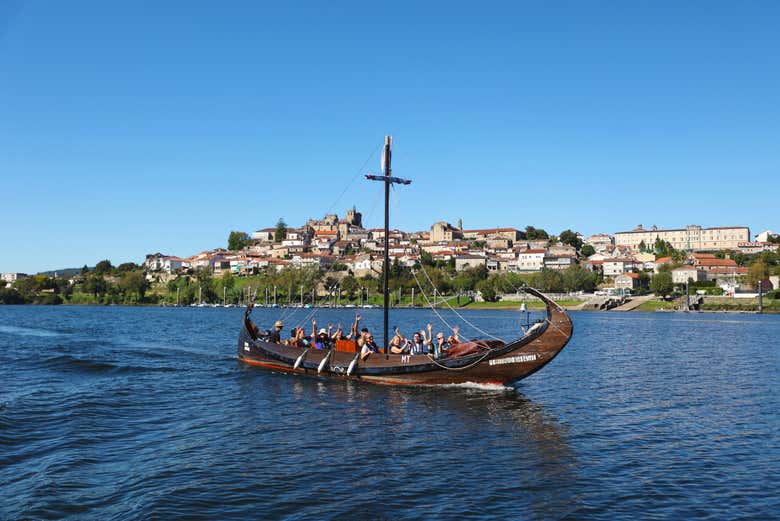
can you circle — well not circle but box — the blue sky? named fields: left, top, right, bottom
left=1, top=1, right=778, bottom=273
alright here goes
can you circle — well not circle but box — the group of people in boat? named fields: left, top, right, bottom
left=267, top=313, right=461, bottom=361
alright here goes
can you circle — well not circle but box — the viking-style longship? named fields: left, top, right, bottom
left=238, top=137, right=573, bottom=386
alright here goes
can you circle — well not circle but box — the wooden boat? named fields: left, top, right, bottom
left=237, top=137, right=573, bottom=386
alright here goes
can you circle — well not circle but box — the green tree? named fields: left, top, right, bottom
left=116, top=262, right=139, bottom=274
left=195, top=269, right=216, bottom=302
left=650, top=271, right=673, bottom=297
left=531, top=269, right=565, bottom=292
left=0, top=287, right=25, bottom=304
left=119, top=271, right=149, bottom=302
left=274, top=218, right=288, bottom=242
left=420, top=250, right=434, bottom=266
left=81, top=264, right=90, bottom=275
left=747, top=260, right=769, bottom=288
left=562, top=265, right=598, bottom=292
left=559, top=229, right=583, bottom=249
left=94, top=259, right=113, bottom=275
left=228, top=231, right=251, bottom=251
left=580, top=244, right=596, bottom=257
left=84, top=275, right=108, bottom=298
left=221, top=271, right=235, bottom=291
left=341, top=275, right=358, bottom=300
left=671, top=249, right=687, bottom=263
left=476, top=278, right=498, bottom=302
left=525, top=226, right=549, bottom=240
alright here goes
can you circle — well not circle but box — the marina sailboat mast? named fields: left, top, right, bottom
left=365, top=136, right=411, bottom=358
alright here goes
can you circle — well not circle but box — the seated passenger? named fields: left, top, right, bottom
left=289, top=327, right=309, bottom=347
left=357, top=326, right=371, bottom=349
left=269, top=320, right=284, bottom=344
left=389, top=327, right=411, bottom=354
left=433, top=331, right=449, bottom=359
left=342, top=313, right=360, bottom=341
left=447, top=325, right=461, bottom=347
left=332, top=323, right=344, bottom=341
left=360, top=333, right=379, bottom=360
left=311, top=319, right=332, bottom=350
left=410, top=330, right=431, bottom=355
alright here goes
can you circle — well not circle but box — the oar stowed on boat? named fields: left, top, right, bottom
left=237, top=135, right=573, bottom=386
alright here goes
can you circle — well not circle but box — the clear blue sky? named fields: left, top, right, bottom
left=1, top=1, right=778, bottom=273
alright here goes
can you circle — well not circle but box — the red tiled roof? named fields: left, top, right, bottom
left=462, top=227, right=518, bottom=234
left=709, top=267, right=748, bottom=274
left=697, top=258, right=737, bottom=267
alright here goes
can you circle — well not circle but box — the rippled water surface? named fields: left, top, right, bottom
left=1, top=306, right=778, bottom=520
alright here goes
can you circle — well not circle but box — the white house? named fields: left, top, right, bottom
left=515, top=249, right=546, bottom=271
left=603, top=258, right=640, bottom=277
left=455, top=254, right=486, bottom=271
left=252, top=228, right=275, bottom=242
left=543, top=253, right=575, bottom=271
left=671, top=266, right=705, bottom=284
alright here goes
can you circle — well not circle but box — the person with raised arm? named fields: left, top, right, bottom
left=359, top=331, right=379, bottom=360
left=410, top=326, right=432, bottom=355
left=389, top=326, right=411, bottom=354
left=311, top=319, right=332, bottom=350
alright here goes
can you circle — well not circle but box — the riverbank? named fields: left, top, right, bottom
left=462, top=299, right=585, bottom=310
left=464, top=297, right=780, bottom=313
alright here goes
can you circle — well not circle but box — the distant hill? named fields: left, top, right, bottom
left=37, top=267, right=89, bottom=277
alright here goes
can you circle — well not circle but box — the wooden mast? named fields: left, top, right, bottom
left=366, top=136, right=411, bottom=358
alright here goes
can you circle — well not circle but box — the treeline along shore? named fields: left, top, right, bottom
left=2, top=255, right=779, bottom=313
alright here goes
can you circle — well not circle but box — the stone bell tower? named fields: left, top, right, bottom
left=346, top=205, right=363, bottom=228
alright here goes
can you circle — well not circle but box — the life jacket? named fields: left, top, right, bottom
left=410, top=342, right=428, bottom=355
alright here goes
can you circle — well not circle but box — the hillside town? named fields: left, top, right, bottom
left=2, top=206, right=780, bottom=310
left=137, top=207, right=778, bottom=295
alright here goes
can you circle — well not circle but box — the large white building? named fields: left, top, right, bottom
left=614, top=224, right=749, bottom=251
left=2, top=273, right=28, bottom=284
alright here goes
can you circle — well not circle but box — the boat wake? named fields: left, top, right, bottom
left=0, top=325, right=65, bottom=338
left=40, top=354, right=179, bottom=375
left=435, top=381, right=516, bottom=392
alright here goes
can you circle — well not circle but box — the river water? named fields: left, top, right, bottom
left=1, top=306, right=778, bottom=520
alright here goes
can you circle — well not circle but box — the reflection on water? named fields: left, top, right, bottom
left=235, top=366, right=579, bottom=518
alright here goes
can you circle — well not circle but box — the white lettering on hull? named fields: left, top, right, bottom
left=489, top=354, right=537, bottom=366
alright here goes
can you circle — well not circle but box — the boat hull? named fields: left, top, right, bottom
left=237, top=289, right=573, bottom=386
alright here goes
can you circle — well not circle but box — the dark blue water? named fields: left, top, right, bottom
left=1, top=306, right=778, bottom=520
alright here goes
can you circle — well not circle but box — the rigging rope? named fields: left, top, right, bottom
left=410, top=268, right=457, bottom=332
left=415, top=263, right=505, bottom=342
left=324, top=143, right=381, bottom=216
left=260, top=142, right=382, bottom=331
left=425, top=349, right=494, bottom=371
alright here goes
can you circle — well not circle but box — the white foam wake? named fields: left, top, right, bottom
left=435, top=381, right=515, bottom=392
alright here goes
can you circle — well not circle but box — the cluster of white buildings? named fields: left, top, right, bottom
left=142, top=211, right=778, bottom=292
left=1, top=272, right=29, bottom=288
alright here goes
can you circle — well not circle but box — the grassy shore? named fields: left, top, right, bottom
left=636, top=299, right=678, bottom=311
left=635, top=297, right=780, bottom=313
left=699, top=298, right=780, bottom=313
left=462, top=299, right=585, bottom=310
